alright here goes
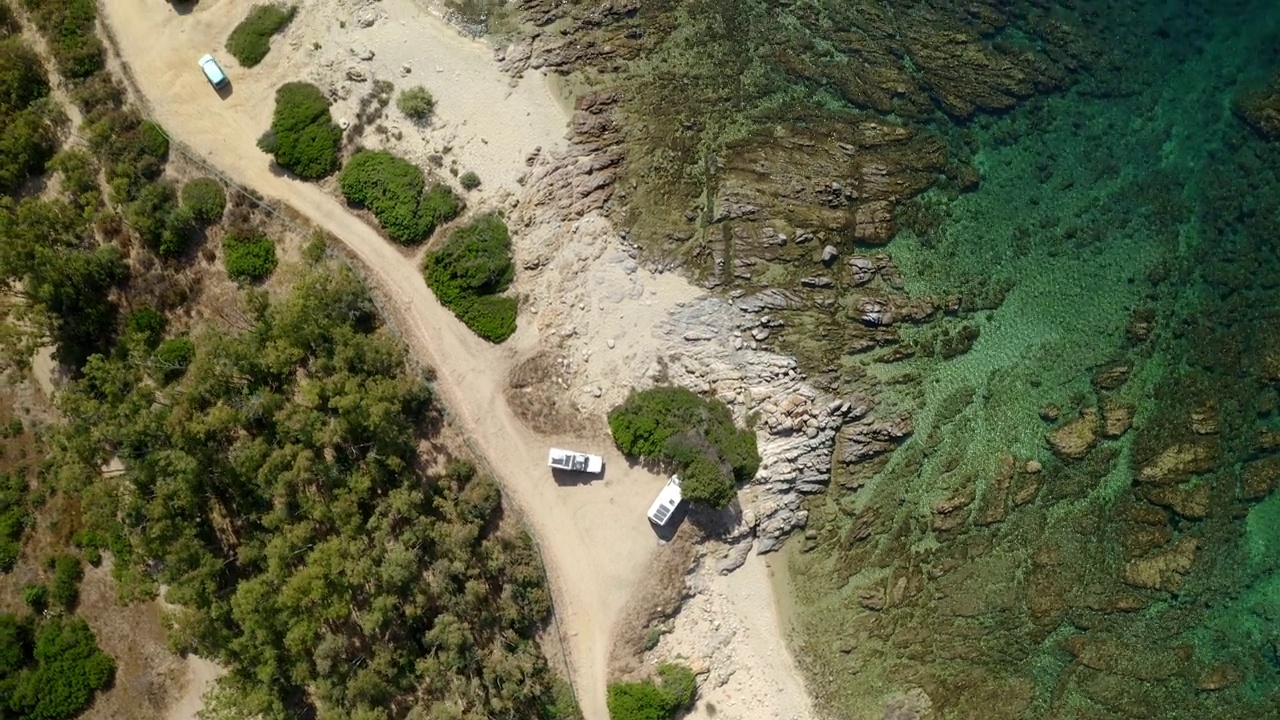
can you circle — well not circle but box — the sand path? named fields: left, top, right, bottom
left=99, top=1, right=662, bottom=718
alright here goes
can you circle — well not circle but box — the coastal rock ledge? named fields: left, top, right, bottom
left=655, top=298, right=856, bottom=553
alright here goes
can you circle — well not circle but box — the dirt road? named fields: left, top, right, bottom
left=97, top=2, right=669, bottom=718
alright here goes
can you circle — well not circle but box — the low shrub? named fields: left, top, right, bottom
left=223, top=230, right=277, bottom=282
left=2, top=614, right=115, bottom=720
left=20, top=0, right=103, bottom=78
left=125, top=307, right=165, bottom=349
left=49, top=553, right=83, bottom=609
left=225, top=4, right=296, bottom=67
left=22, top=584, right=46, bottom=612
left=181, top=177, right=226, bottom=224
left=339, top=150, right=427, bottom=244
left=422, top=213, right=518, bottom=343
left=154, top=337, right=195, bottom=383
left=267, top=82, right=341, bottom=179
left=606, top=666, right=695, bottom=720
left=127, top=181, right=194, bottom=257
left=457, top=294, right=517, bottom=343
left=607, top=386, right=759, bottom=508
left=396, top=85, right=435, bottom=121
left=0, top=472, right=27, bottom=572
left=459, top=170, right=481, bottom=190
left=0, top=36, right=50, bottom=116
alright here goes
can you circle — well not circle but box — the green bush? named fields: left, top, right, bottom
left=422, top=213, right=518, bottom=343
left=49, top=554, right=82, bottom=609
left=457, top=294, right=517, bottom=343
left=678, top=454, right=736, bottom=508
left=655, top=663, right=696, bottom=708
left=125, top=307, right=165, bottom=349
left=3, top=615, right=115, bottom=720
left=22, top=584, right=46, bottom=612
left=0, top=37, right=49, bottom=116
left=0, top=472, right=27, bottom=572
left=459, top=171, right=481, bottom=191
left=154, top=337, right=195, bottom=383
left=20, top=0, right=103, bottom=79
left=127, top=181, right=194, bottom=257
left=605, top=663, right=696, bottom=720
left=339, top=150, right=427, bottom=244
left=396, top=85, right=435, bottom=121
left=223, top=230, right=277, bottom=282
left=268, top=82, right=341, bottom=179
left=181, top=177, right=226, bottom=224
left=226, top=4, right=296, bottom=67
left=607, top=387, right=759, bottom=508
left=0, top=105, right=59, bottom=195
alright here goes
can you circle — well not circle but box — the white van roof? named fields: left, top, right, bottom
left=647, top=476, right=683, bottom=525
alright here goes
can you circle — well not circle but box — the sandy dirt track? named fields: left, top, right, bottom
left=96, top=2, right=669, bottom=718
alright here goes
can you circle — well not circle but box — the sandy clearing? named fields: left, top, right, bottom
left=98, top=2, right=662, bottom=717
left=97, top=3, right=820, bottom=720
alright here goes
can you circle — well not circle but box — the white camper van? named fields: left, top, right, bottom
left=646, top=475, right=683, bottom=526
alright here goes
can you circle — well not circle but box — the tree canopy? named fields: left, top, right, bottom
left=50, top=265, right=574, bottom=720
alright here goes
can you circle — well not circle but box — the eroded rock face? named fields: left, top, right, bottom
left=1047, top=408, right=1099, bottom=460
left=1137, top=441, right=1220, bottom=485
left=1122, top=537, right=1198, bottom=593
left=1236, top=73, right=1280, bottom=140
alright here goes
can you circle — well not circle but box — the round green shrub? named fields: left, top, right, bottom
left=155, top=337, right=195, bottom=383
left=397, top=86, right=435, bottom=121
left=268, top=82, right=342, bottom=179
left=22, top=584, right=47, bottom=612
left=181, top=177, right=226, bottom=224
left=223, top=230, right=277, bottom=282
left=339, top=150, right=427, bottom=244
left=226, top=4, right=296, bottom=67
left=125, top=307, right=165, bottom=349
left=459, top=171, right=481, bottom=191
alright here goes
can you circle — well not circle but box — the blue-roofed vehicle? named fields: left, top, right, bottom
left=199, top=54, right=229, bottom=90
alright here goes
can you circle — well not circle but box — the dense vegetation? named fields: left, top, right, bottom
left=221, top=228, right=277, bottom=282
left=0, top=471, right=28, bottom=571
left=606, top=663, right=696, bottom=720
left=422, top=212, right=518, bottom=343
left=225, top=4, right=296, bottom=67
left=126, top=180, right=195, bottom=258
left=18, top=0, right=103, bottom=79
left=0, top=195, right=127, bottom=367
left=339, top=150, right=461, bottom=245
left=0, top=32, right=59, bottom=195
left=260, top=82, right=342, bottom=179
left=396, top=86, right=435, bottom=122
left=0, top=613, right=115, bottom=720
left=181, top=177, right=226, bottom=225
left=607, top=387, right=759, bottom=508
left=50, top=267, right=575, bottom=720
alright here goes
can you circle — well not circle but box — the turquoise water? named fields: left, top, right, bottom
left=785, top=1, right=1280, bottom=717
